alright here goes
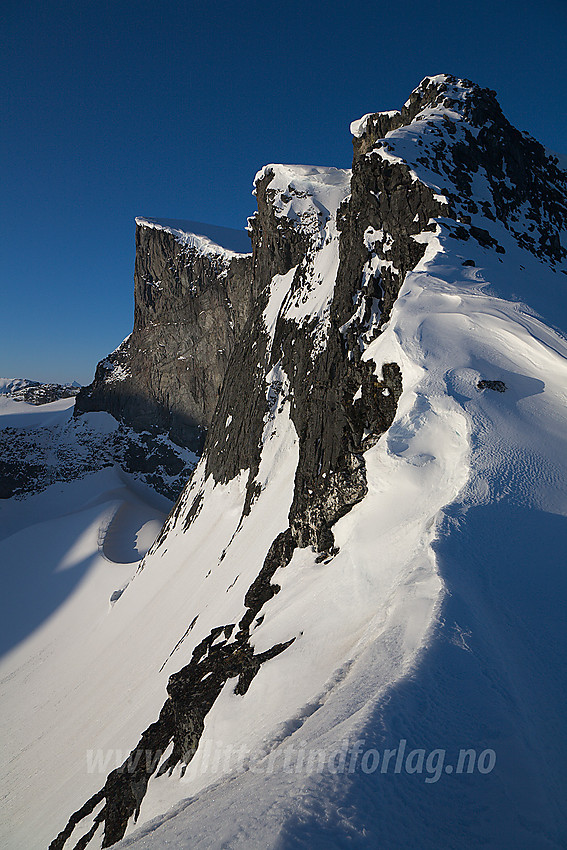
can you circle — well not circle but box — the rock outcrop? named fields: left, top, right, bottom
left=75, top=220, right=255, bottom=454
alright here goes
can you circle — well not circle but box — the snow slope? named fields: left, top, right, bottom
left=2, top=77, right=567, bottom=850
left=107, top=188, right=567, bottom=850
left=0, top=404, right=171, bottom=849
left=0, top=393, right=75, bottom=428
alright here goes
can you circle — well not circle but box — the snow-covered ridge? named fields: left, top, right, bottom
left=0, top=377, right=80, bottom=394
left=0, top=377, right=80, bottom=405
left=135, top=217, right=251, bottom=258
left=350, top=75, right=567, bottom=271
left=0, top=378, right=33, bottom=395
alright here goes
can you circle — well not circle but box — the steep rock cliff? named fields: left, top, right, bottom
left=75, top=220, right=254, bottom=488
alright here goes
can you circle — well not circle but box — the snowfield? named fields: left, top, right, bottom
left=2, top=77, right=567, bottom=849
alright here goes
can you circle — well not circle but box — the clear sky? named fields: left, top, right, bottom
left=2, top=0, right=566, bottom=384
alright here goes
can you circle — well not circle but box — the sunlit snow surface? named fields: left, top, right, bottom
left=120, top=143, right=566, bottom=845
left=135, top=218, right=251, bottom=257
left=2, top=92, right=567, bottom=848
left=112, top=225, right=567, bottom=850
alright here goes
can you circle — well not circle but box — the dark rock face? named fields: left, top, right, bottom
left=204, top=168, right=320, bottom=488
left=76, top=223, right=254, bottom=453
left=339, top=156, right=443, bottom=328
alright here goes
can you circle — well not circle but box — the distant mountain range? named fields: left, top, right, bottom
left=0, top=377, right=81, bottom=404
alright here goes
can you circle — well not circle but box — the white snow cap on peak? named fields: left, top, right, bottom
left=254, top=163, right=350, bottom=186
left=135, top=217, right=251, bottom=257
left=420, top=72, right=452, bottom=86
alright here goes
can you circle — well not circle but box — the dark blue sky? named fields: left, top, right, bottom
left=2, top=0, right=566, bottom=384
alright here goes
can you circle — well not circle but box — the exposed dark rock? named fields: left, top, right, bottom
left=75, top=222, right=255, bottom=475
left=478, top=379, right=507, bottom=392
left=48, top=789, right=106, bottom=850
left=342, top=138, right=446, bottom=332
left=0, top=459, right=47, bottom=499
left=204, top=171, right=315, bottom=489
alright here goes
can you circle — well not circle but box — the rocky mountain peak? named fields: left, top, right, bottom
left=350, top=74, right=502, bottom=153
left=351, top=74, right=567, bottom=268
